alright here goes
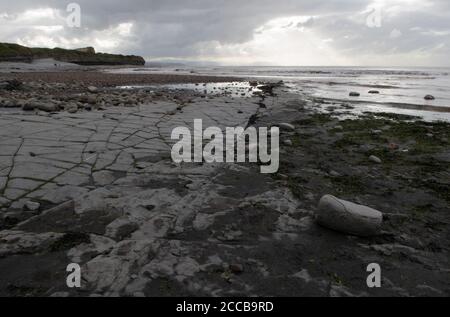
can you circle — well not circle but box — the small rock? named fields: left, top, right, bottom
left=87, top=86, right=98, bottom=93
left=0, top=79, right=23, bottom=91
left=87, top=96, right=97, bottom=104
left=283, top=139, right=293, bottom=146
left=66, top=105, right=78, bottom=113
left=368, top=90, right=380, bottom=94
left=369, top=155, right=382, bottom=164
left=424, top=95, right=435, bottom=100
left=329, top=170, right=341, bottom=177
left=24, top=201, right=40, bottom=212
left=105, top=218, right=139, bottom=240
left=229, top=264, right=244, bottom=274
left=279, top=123, right=295, bottom=131
left=317, top=195, right=383, bottom=237
left=349, top=92, right=360, bottom=97
left=388, top=143, right=399, bottom=150
left=35, top=102, right=58, bottom=112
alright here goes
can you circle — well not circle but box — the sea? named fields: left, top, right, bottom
left=109, top=66, right=450, bottom=122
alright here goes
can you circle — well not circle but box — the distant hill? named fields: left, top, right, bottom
left=0, top=43, right=145, bottom=66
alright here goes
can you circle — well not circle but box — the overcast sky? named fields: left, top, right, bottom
left=1, top=0, right=450, bottom=66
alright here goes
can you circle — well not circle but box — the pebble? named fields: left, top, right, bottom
left=229, top=264, right=244, bottom=274
left=24, top=201, right=41, bottom=212
left=388, top=143, right=400, bottom=150
left=87, top=86, right=98, bottom=93
left=279, top=123, right=295, bottom=131
left=369, top=155, right=382, bottom=164
left=329, top=170, right=341, bottom=177
left=66, top=105, right=78, bottom=113
left=349, top=92, right=360, bottom=97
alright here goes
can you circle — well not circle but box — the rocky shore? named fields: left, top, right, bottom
left=0, top=72, right=449, bottom=297
left=0, top=72, right=244, bottom=113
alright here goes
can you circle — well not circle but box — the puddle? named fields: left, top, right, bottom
left=118, top=81, right=263, bottom=98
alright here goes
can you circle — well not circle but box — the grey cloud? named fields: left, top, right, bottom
left=1, top=0, right=450, bottom=65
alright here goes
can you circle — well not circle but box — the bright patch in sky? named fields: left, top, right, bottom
left=1, top=0, right=450, bottom=66
left=197, top=16, right=349, bottom=66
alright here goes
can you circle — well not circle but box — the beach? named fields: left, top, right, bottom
left=0, top=64, right=449, bottom=297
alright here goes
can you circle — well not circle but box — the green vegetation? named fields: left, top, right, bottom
left=294, top=113, right=334, bottom=126
left=0, top=43, right=33, bottom=61
left=334, top=116, right=450, bottom=155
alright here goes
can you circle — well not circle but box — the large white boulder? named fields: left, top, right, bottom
left=317, top=195, right=383, bottom=237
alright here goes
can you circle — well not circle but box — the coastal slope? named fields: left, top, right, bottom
left=0, top=43, right=145, bottom=66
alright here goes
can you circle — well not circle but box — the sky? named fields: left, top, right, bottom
left=1, top=0, right=450, bottom=66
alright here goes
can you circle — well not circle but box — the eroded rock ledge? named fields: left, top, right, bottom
left=0, top=43, right=145, bottom=66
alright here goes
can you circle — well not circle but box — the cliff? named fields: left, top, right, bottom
left=0, top=43, right=145, bottom=66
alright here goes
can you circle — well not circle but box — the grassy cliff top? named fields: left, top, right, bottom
left=0, top=43, right=33, bottom=57
left=0, top=43, right=145, bottom=65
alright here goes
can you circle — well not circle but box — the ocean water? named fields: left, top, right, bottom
left=110, top=66, right=450, bottom=121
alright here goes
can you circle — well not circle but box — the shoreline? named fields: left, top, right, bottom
left=0, top=71, right=243, bottom=88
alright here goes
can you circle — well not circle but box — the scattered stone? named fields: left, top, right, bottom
left=368, top=90, right=380, bottom=94
left=349, top=92, right=360, bottom=97
left=0, top=79, right=23, bottom=91
left=329, top=170, right=341, bottom=177
left=424, top=95, right=435, bottom=100
left=369, top=155, right=382, bottom=164
left=388, top=143, right=399, bottom=150
left=23, top=102, right=58, bottom=112
left=229, top=263, right=244, bottom=274
left=24, top=201, right=41, bottom=212
left=279, top=123, right=295, bottom=131
left=66, top=105, right=78, bottom=113
left=87, top=86, right=98, bottom=93
left=105, top=218, right=139, bottom=240
left=292, top=269, right=312, bottom=283
left=87, top=96, right=97, bottom=104
left=283, top=139, right=293, bottom=146
left=316, top=195, right=383, bottom=237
